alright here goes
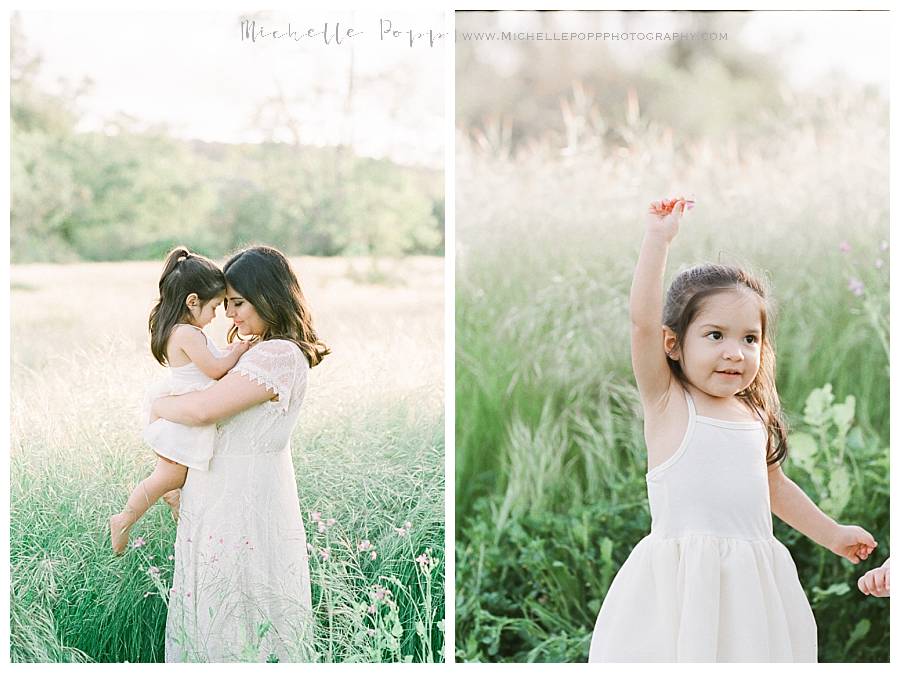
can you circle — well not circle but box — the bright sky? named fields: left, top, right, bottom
left=464, top=10, right=889, bottom=92
left=17, top=10, right=446, bottom=168
left=15, top=9, right=888, bottom=169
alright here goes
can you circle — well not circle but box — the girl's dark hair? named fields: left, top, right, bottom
left=223, top=246, right=330, bottom=367
left=662, top=263, right=787, bottom=466
left=148, top=246, right=226, bottom=366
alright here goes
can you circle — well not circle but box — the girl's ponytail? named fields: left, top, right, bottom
left=158, top=246, right=192, bottom=289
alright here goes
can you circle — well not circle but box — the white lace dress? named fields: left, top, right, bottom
left=165, top=339, right=314, bottom=663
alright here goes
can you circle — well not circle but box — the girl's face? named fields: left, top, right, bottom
left=188, top=292, right=224, bottom=328
left=225, top=283, right=268, bottom=337
left=667, top=290, right=763, bottom=398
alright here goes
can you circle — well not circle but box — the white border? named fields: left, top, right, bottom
left=443, top=7, right=456, bottom=665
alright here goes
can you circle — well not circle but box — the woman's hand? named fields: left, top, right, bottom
left=645, top=197, right=692, bottom=243
left=827, top=524, right=877, bottom=564
left=858, top=557, right=890, bottom=597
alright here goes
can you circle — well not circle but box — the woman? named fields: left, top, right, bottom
left=151, top=246, right=329, bottom=662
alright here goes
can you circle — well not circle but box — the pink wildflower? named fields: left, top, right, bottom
left=368, top=604, right=377, bottom=614
left=326, top=518, right=336, bottom=527
left=310, top=511, right=321, bottom=522
left=358, top=540, right=372, bottom=551
left=132, top=537, right=146, bottom=549
left=848, top=278, right=865, bottom=296
left=367, top=628, right=376, bottom=637
left=839, top=241, right=851, bottom=253
left=147, top=566, right=160, bottom=577
left=370, top=550, right=378, bottom=560
left=320, top=548, right=330, bottom=561
left=875, top=258, right=884, bottom=269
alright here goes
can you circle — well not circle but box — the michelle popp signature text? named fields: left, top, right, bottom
left=240, top=19, right=446, bottom=47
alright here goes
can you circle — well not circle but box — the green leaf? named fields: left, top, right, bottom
left=811, top=582, right=851, bottom=604
left=832, top=396, right=856, bottom=438
left=846, top=426, right=865, bottom=452
left=823, top=465, right=852, bottom=519
left=787, top=431, right=818, bottom=476
left=844, top=618, right=871, bottom=654
left=803, top=384, right=834, bottom=429
left=599, top=537, right=613, bottom=564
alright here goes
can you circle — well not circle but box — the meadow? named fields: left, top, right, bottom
left=10, top=256, right=444, bottom=663
left=455, top=91, right=889, bottom=662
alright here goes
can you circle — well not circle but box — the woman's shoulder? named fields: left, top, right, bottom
left=249, top=338, right=308, bottom=367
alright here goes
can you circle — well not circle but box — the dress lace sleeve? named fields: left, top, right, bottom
left=230, top=339, right=307, bottom=413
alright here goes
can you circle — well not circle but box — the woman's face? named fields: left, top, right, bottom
left=225, top=283, right=268, bottom=337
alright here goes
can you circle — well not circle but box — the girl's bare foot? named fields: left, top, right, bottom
left=162, top=489, right=181, bottom=522
left=110, top=513, right=132, bottom=555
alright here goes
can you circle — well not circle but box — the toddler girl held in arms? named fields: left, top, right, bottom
left=109, top=247, right=248, bottom=554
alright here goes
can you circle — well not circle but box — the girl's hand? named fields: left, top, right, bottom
left=858, top=557, right=890, bottom=597
left=231, top=340, right=250, bottom=355
left=646, top=197, right=692, bottom=243
left=828, top=524, right=877, bottom=564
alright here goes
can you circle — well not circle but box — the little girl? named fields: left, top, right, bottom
left=588, top=198, right=877, bottom=662
left=109, top=247, right=249, bottom=554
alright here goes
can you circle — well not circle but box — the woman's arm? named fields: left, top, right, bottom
left=152, top=370, right=276, bottom=426
left=630, top=200, right=686, bottom=406
left=768, top=465, right=876, bottom=563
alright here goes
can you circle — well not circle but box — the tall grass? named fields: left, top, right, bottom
left=10, top=256, right=444, bottom=663
left=455, top=91, right=889, bottom=662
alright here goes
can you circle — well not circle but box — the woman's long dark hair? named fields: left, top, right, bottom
left=662, top=264, right=788, bottom=466
left=148, top=246, right=226, bottom=365
left=223, top=246, right=330, bottom=367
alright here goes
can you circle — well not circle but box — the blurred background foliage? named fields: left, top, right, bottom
left=455, top=10, right=888, bottom=664
left=10, top=14, right=443, bottom=263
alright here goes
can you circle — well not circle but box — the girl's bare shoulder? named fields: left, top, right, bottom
left=168, top=323, right=203, bottom=345
left=166, top=324, right=202, bottom=365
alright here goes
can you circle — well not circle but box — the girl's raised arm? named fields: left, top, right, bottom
left=630, top=200, right=687, bottom=407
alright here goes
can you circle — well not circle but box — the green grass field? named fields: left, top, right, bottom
left=455, top=94, right=889, bottom=662
left=10, top=256, right=444, bottom=663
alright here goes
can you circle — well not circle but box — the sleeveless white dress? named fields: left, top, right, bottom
left=165, top=339, right=314, bottom=663
left=142, top=326, right=221, bottom=471
left=588, top=389, right=817, bottom=662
